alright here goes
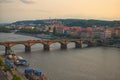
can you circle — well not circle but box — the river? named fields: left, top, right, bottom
left=0, top=33, right=120, bottom=80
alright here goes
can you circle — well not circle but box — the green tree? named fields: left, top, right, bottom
left=0, top=27, right=11, bottom=33
left=3, top=65, right=11, bottom=72
left=0, top=57, right=4, bottom=67
left=93, top=35, right=100, bottom=39
left=53, top=27, right=56, bottom=35
left=12, top=75, right=22, bottom=80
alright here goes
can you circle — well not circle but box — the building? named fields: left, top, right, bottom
left=104, top=28, right=112, bottom=38
left=114, top=27, right=120, bottom=37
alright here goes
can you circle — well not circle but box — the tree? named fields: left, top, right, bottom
left=53, top=27, right=56, bottom=35
left=3, top=65, right=11, bottom=72
left=93, top=35, right=100, bottom=39
left=0, top=57, right=4, bottom=67
left=0, top=27, right=11, bottom=33
left=12, top=75, right=22, bottom=80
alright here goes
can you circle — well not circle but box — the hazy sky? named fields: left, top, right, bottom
left=0, top=0, right=120, bottom=23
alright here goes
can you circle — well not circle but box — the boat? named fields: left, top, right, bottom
left=6, top=50, right=17, bottom=60
left=14, top=56, right=29, bottom=66
left=4, top=59, right=14, bottom=68
left=24, top=68, right=48, bottom=80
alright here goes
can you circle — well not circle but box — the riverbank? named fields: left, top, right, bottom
left=0, top=55, right=27, bottom=80
left=15, top=32, right=62, bottom=40
left=15, top=32, right=120, bottom=48
left=0, top=68, right=8, bottom=80
left=15, top=32, right=38, bottom=38
left=0, top=52, right=49, bottom=80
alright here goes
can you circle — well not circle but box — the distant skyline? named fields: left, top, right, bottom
left=0, top=0, right=120, bottom=23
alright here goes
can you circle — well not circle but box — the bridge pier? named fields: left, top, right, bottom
left=5, top=46, right=11, bottom=55
left=88, top=43, right=93, bottom=47
left=25, top=46, right=31, bottom=52
left=61, top=44, right=67, bottom=49
left=75, top=43, right=82, bottom=48
left=44, top=44, right=50, bottom=51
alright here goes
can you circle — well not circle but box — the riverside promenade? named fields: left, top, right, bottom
left=0, top=68, right=27, bottom=80
left=0, top=69, right=8, bottom=80
left=0, top=55, right=28, bottom=80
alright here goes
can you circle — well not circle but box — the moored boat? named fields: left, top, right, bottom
left=14, top=56, right=29, bottom=66
left=24, top=67, right=48, bottom=80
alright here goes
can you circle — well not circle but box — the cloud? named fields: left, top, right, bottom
left=0, top=0, right=13, bottom=3
left=0, top=0, right=36, bottom=4
left=20, top=0, right=35, bottom=4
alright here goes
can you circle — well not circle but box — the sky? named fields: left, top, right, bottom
left=0, top=0, right=120, bottom=23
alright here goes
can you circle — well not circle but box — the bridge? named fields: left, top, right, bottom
left=0, top=39, right=108, bottom=55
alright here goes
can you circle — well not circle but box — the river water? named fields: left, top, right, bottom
left=0, top=33, right=120, bottom=80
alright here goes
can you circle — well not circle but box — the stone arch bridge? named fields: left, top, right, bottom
left=0, top=39, right=103, bottom=55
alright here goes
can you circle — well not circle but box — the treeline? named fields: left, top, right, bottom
left=60, top=19, right=120, bottom=27
left=12, top=20, right=49, bottom=26
left=12, top=19, right=120, bottom=27
left=0, top=26, right=11, bottom=33
left=17, top=28, right=44, bottom=34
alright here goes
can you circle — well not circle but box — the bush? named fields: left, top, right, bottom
left=0, top=57, right=4, bottom=67
left=12, top=75, right=22, bottom=80
left=3, top=65, right=11, bottom=72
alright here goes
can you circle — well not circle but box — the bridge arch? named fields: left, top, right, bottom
left=67, top=42, right=76, bottom=49
left=50, top=42, right=61, bottom=50
left=11, top=44, right=25, bottom=52
left=71, top=40, right=82, bottom=48
left=81, top=40, right=93, bottom=47
left=31, top=43, right=44, bottom=51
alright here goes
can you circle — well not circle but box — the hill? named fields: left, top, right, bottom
left=11, top=19, right=120, bottom=27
